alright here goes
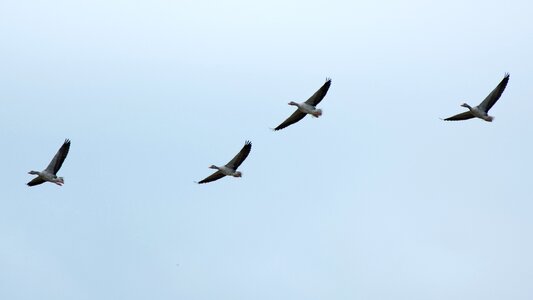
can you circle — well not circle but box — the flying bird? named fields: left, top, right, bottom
left=27, top=139, right=71, bottom=186
left=274, top=78, right=331, bottom=131
left=197, top=141, right=252, bottom=184
left=443, top=73, right=510, bottom=122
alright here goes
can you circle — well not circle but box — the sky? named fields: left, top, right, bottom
left=1, top=0, right=532, bottom=299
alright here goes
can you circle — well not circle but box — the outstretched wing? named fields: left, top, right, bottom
left=274, top=110, right=307, bottom=131
left=225, top=141, right=252, bottom=170
left=478, top=73, right=510, bottom=112
left=304, top=78, right=332, bottom=106
left=45, top=139, right=71, bottom=174
left=197, top=171, right=226, bottom=184
left=27, top=177, right=46, bottom=186
left=443, top=111, right=475, bottom=121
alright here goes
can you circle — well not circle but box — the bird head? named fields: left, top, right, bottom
left=209, top=165, right=218, bottom=170
left=460, top=103, right=472, bottom=109
left=288, top=101, right=298, bottom=106
left=28, top=170, right=39, bottom=175
left=233, top=171, right=242, bottom=178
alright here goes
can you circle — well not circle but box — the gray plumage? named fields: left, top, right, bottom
left=443, top=73, right=509, bottom=122
left=27, top=139, right=71, bottom=187
left=197, top=141, right=252, bottom=184
left=274, top=78, right=331, bottom=131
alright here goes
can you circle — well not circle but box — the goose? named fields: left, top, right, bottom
left=197, top=141, right=252, bottom=184
left=27, top=139, right=71, bottom=187
left=443, top=73, right=509, bottom=122
left=274, top=78, right=331, bottom=131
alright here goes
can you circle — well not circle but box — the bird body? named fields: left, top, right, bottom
left=28, top=170, right=64, bottom=186
left=210, top=165, right=242, bottom=177
left=443, top=73, right=509, bottom=122
left=274, top=78, right=331, bottom=130
left=462, top=104, right=494, bottom=122
left=27, top=139, right=71, bottom=187
left=291, top=102, right=322, bottom=117
left=197, top=141, right=252, bottom=184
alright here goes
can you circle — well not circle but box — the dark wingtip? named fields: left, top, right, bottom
left=244, top=140, right=252, bottom=148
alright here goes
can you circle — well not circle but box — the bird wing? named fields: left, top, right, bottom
left=225, top=141, right=252, bottom=170
left=27, top=177, right=46, bottom=186
left=304, top=78, right=332, bottom=106
left=443, top=111, right=475, bottom=121
left=197, top=171, right=226, bottom=184
left=45, top=139, right=71, bottom=174
left=274, top=110, right=307, bottom=131
left=478, top=73, right=510, bottom=112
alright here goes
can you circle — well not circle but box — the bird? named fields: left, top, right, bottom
left=443, top=73, right=510, bottom=122
left=273, top=78, right=331, bottom=131
left=27, top=139, right=71, bottom=187
left=197, top=141, right=252, bottom=184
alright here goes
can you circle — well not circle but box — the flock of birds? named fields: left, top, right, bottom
left=27, top=73, right=510, bottom=186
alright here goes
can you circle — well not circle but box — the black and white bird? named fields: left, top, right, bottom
left=274, top=78, right=331, bottom=131
left=197, top=141, right=252, bottom=184
left=443, top=73, right=510, bottom=122
left=27, top=139, right=71, bottom=187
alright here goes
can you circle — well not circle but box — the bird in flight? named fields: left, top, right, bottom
left=443, top=73, right=510, bottom=122
left=27, top=139, right=71, bottom=187
left=197, top=141, right=252, bottom=184
left=274, top=78, right=331, bottom=131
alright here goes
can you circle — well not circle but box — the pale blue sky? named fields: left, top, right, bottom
left=1, top=0, right=532, bottom=299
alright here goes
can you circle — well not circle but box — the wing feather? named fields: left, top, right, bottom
left=304, top=78, right=332, bottom=106
left=274, top=110, right=307, bottom=131
left=443, top=111, right=475, bottom=121
left=225, top=141, right=252, bottom=170
left=478, top=73, right=510, bottom=112
left=197, top=171, right=226, bottom=184
left=27, top=177, right=46, bottom=186
left=45, top=139, right=71, bottom=174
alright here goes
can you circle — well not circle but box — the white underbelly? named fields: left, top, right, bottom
left=298, top=103, right=316, bottom=114
left=219, top=166, right=235, bottom=176
left=471, top=107, right=488, bottom=119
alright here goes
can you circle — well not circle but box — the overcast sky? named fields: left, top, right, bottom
left=1, top=0, right=532, bottom=299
